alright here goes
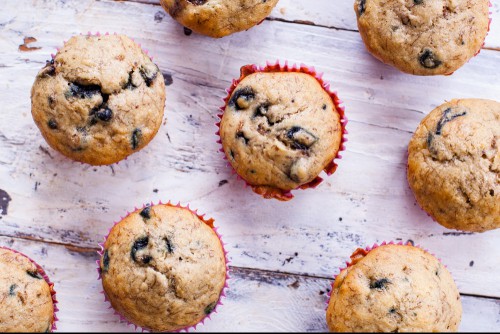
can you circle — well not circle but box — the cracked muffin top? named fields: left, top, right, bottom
left=31, top=34, right=166, bottom=165
left=408, top=99, right=500, bottom=232
left=0, top=248, right=55, bottom=332
left=160, top=0, right=279, bottom=38
left=220, top=69, right=343, bottom=200
left=354, top=0, right=490, bottom=75
left=326, top=244, right=462, bottom=332
left=99, top=204, right=226, bottom=332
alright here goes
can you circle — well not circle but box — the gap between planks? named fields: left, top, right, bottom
left=116, top=0, right=500, bottom=53
left=4, top=232, right=499, bottom=301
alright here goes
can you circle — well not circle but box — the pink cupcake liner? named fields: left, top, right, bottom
left=43, top=31, right=159, bottom=167
left=96, top=201, right=230, bottom=332
left=216, top=60, right=348, bottom=201
left=325, top=240, right=449, bottom=310
left=0, top=246, right=59, bottom=332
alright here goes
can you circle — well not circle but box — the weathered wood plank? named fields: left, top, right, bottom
left=1, top=236, right=498, bottom=332
left=121, top=0, right=500, bottom=49
left=0, top=0, right=499, bottom=300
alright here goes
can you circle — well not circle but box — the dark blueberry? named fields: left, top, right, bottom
left=40, top=59, right=55, bottom=77
left=188, top=0, right=208, bottom=5
left=140, top=65, right=159, bottom=87
left=253, top=103, right=269, bottom=118
left=204, top=301, right=217, bottom=315
left=419, top=49, right=442, bottom=69
left=124, top=71, right=137, bottom=90
left=140, top=206, right=151, bottom=219
left=47, top=119, right=58, bottom=130
left=322, top=104, right=327, bottom=110
left=426, top=132, right=434, bottom=148
left=358, top=0, right=366, bottom=15
left=48, top=96, right=56, bottom=108
left=102, top=249, right=110, bottom=272
left=165, top=237, right=174, bottom=253
left=369, top=278, right=390, bottom=290
left=229, top=87, right=255, bottom=110
left=285, top=126, right=317, bottom=150
left=236, top=131, right=249, bottom=145
left=67, top=82, right=101, bottom=99
left=131, top=236, right=149, bottom=262
left=163, top=73, right=174, bottom=86
left=9, top=284, right=17, bottom=296
left=414, top=0, right=424, bottom=4
left=131, top=128, right=142, bottom=150
left=142, top=255, right=153, bottom=264
left=436, top=108, right=467, bottom=135
left=183, top=27, right=193, bottom=36
left=27, top=269, right=43, bottom=279
left=389, top=307, right=397, bottom=314
left=95, top=107, right=113, bottom=122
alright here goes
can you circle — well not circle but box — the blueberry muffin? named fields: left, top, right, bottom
left=160, top=0, right=279, bottom=38
left=99, top=204, right=227, bottom=331
left=31, top=34, right=166, bottom=165
left=354, top=0, right=490, bottom=75
left=0, top=247, right=56, bottom=332
left=408, top=99, right=500, bottom=232
left=219, top=64, right=345, bottom=201
left=326, top=244, right=462, bottom=332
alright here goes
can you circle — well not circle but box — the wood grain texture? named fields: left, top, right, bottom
left=2, top=236, right=499, bottom=332
left=123, top=0, right=500, bottom=49
left=0, top=0, right=499, bottom=331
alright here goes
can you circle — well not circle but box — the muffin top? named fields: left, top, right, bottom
left=31, top=34, right=166, bottom=165
left=100, top=204, right=226, bottom=332
left=354, top=0, right=489, bottom=75
left=0, top=248, right=55, bottom=332
left=220, top=70, right=343, bottom=200
left=408, top=99, right=500, bottom=232
left=160, top=0, right=279, bottom=38
left=326, top=244, right=462, bottom=332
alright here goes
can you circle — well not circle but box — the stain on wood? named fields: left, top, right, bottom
left=18, top=37, right=41, bottom=52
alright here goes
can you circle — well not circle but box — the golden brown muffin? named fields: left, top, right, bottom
left=354, top=0, right=490, bottom=75
left=99, top=204, right=227, bottom=331
left=31, top=34, right=166, bottom=165
left=0, top=248, right=55, bottom=332
left=408, top=99, right=500, bottom=232
left=220, top=66, right=344, bottom=201
left=326, top=244, right=462, bottom=332
left=160, top=0, right=279, bottom=38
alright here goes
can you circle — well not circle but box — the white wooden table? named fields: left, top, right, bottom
left=1, top=0, right=499, bottom=331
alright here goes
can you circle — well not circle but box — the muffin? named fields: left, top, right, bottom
left=0, top=247, right=57, bottom=332
left=408, top=99, right=500, bottom=232
left=326, top=243, right=462, bottom=332
left=99, top=203, right=228, bottom=331
left=31, top=33, right=166, bottom=165
left=354, top=0, right=490, bottom=75
left=218, top=63, right=346, bottom=201
left=160, top=0, right=279, bottom=38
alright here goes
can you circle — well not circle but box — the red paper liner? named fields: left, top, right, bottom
left=0, top=246, right=59, bottom=332
left=44, top=31, right=159, bottom=166
left=96, top=201, right=230, bottom=332
left=216, top=61, right=348, bottom=201
left=325, top=240, right=449, bottom=310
